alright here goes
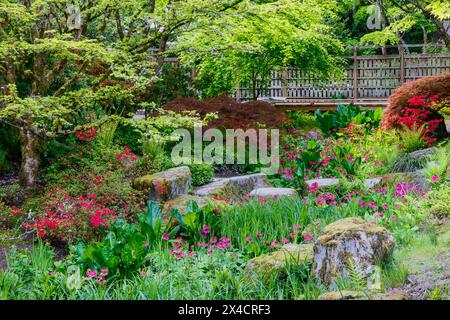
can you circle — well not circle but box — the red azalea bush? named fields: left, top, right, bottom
left=162, top=95, right=287, bottom=130
left=382, top=73, right=450, bottom=141
left=24, top=130, right=147, bottom=244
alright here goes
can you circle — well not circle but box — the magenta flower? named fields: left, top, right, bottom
left=303, top=234, right=313, bottom=242
left=430, top=175, right=440, bottom=183
left=309, top=182, right=319, bottom=193
left=246, top=237, right=253, bottom=243
left=162, top=233, right=169, bottom=241
left=269, top=241, right=279, bottom=249
left=86, top=269, right=97, bottom=279
left=173, top=242, right=181, bottom=248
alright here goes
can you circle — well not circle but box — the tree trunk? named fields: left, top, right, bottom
left=18, top=128, right=42, bottom=191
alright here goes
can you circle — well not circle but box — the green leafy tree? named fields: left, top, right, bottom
left=0, top=1, right=154, bottom=190
left=174, top=0, right=345, bottom=98
left=359, top=0, right=450, bottom=48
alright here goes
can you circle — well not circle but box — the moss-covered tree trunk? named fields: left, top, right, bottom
left=18, top=128, right=42, bottom=191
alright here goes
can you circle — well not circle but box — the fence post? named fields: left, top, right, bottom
left=399, top=45, right=405, bottom=85
left=353, top=47, right=358, bottom=102
left=282, top=66, right=288, bottom=98
left=235, top=82, right=241, bottom=103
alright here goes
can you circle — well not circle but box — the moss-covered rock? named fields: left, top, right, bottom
left=246, top=243, right=313, bottom=280
left=312, top=217, right=395, bottom=286
left=162, top=195, right=211, bottom=222
left=133, top=166, right=191, bottom=202
left=318, top=290, right=409, bottom=300
left=194, top=173, right=271, bottom=198
left=318, top=290, right=367, bottom=300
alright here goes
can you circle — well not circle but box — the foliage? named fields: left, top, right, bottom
left=388, top=153, right=426, bottom=173
left=425, top=185, right=450, bottom=217
left=359, top=0, right=450, bottom=48
left=285, top=112, right=320, bottom=132
left=315, top=104, right=382, bottom=136
left=174, top=0, right=345, bottom=98
left=0, top=149, right=10, bottom=176
left=171, top=201, right=221, bottom=245
left=76, top=201, right=173, bottom=278
left=187, top=163, right=214, bottom=187
left=382, top=74, right=450, bottom=141
left=163, top=96, right=286, bottom=130
left=397, top=123, right=429, bottom=152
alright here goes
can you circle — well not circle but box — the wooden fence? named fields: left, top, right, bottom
left=236, top=45, right=450, bottom=103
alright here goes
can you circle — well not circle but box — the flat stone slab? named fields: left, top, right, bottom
left=249, top=187, right=298, bottom=198
left=194, top=173, right=271, bottom=198
left=364, top=177, right=382, bottom=189
left=304, top=178, right=340, bottom=193
left=133, top=166, right=191, bottom=202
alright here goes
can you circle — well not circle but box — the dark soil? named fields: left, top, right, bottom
left=0, top=164, right=19, bottom=186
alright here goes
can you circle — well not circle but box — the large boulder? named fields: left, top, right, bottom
left=246, top=243, right=313, bottom=280
left=194, top=173, right=271, bottom=198
left=312, top=217, right=395, bottom=286
left=249, top=188, right=298, bottom=198
left=133, top=166, right=191, bottom=202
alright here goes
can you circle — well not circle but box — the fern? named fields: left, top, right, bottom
left=345, top=258, right=367, bottom=290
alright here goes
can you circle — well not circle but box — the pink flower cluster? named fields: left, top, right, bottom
left=315, top=193, right=337, bottom=206
left=394, top=181, right=426, bottom=199
left=86, top=268, right=108, bottom=284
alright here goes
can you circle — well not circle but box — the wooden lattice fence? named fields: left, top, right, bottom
left=237, top=45, right=450, bottom=102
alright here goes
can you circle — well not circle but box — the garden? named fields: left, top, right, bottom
left=0, top=0, right=450, bottom=302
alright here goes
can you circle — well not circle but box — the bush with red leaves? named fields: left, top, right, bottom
left=382, top=73, right=450, bottom=140
left=162, top=96, right=287, bottom=130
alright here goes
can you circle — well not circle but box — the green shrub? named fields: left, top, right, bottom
left=0, top=183, right=23, bottom=206
left=314, top=104, right=382, bottom=136
left=397, top=124, right=428, bottom=153
left=113, top=123, right=143, bottom=153
left=388, top=153, right=426, bottom=173
left=187, top=163, right=214, bottom=186
left=76, top=201, right=174, bottom=278
left=426, top=186, right=450, bottom=218
left=285, top=112, right=319, bottom=131
left=0, top=149, right=10, bottom=176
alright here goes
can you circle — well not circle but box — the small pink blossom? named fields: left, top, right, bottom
left=430, top=175, right=440, bottom=183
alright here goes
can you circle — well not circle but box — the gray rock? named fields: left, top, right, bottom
left=409, top=147, right=437, bottom=160
left=249, top=187, right=298, bottom=198
left=312, top=217, right=395, bottom=286
left=194, top=173, right=271, bottom=198
left=364, top=177, right=382, bottom=189
left=133, top=166, right=191, bottom=202
left=304, top=178, right=340, bottom=193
